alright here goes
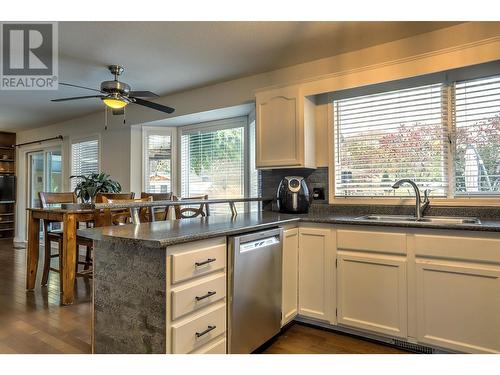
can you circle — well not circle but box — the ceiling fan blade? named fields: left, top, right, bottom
left=51, top=95, right=105, bottom=102
left=59, top=82, right=103, bottom=93
left=131, top=97, right=175, bottom=114
left=129, top=90, right=159, bottom=98
left=112, top=108, right=125, bottom=116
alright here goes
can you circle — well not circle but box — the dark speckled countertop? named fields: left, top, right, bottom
left=79, top=211, right=300, bottom=248
left=79, top=206, right=500, bottom=248
left=299, top=213, right=500, bottom=232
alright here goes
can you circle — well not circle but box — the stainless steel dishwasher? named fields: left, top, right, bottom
left=227, top=227, right=283, bottom=354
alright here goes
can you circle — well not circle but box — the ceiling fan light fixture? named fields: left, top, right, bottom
left=102, top=97, right=128, bottom=109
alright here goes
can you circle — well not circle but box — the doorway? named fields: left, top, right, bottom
left=27, top=148, right=62, bottom=209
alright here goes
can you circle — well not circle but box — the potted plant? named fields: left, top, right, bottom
left=70, top=172, right=122, bottom=203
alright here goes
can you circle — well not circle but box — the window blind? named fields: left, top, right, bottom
left=181, top=123, right=245, bottom=214
left=248, top=120, right=260, bottom=197
left=453, top=75, right=500, bottom=195
left=71, top=139, right=99, bottom=190
left=145, top=134, right=172, bottom=193
left=334, top=83, right=449, bottom=197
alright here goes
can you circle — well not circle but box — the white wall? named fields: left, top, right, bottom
left=14, top=22, right=500, bottom=243
left=14, top=114, right=130, bottom=243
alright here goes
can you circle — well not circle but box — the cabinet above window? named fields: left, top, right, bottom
left=255, top=86, right=316, bottom=169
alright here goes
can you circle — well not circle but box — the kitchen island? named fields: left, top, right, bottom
left=80, top=211, right=298, bottom=354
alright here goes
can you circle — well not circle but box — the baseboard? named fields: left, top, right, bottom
left=294, top=316, right=453, bottom=354
left=13, top=238, right=26, bottom=248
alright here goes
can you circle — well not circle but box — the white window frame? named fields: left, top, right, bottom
left=142, top=126, right=178, bottom=195
left=328, top=76, right=500, bottom=206
left=176, top=116, right=250, bottom=199
left=70, top=134, right=101, bottom=181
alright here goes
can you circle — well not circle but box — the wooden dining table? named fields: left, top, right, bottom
left=26, top=205, right=95, bottom=305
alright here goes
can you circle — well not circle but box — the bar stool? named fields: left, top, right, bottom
left=97, top=196, right=153, bottom=226
left=39, top=192, right=93, bottom=286
left=173, top=195, right=210, bottom=219
left=140, top=192, right=173, bottom=221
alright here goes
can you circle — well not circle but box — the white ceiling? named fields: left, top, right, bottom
left=0, top=21, right=461, bottom=132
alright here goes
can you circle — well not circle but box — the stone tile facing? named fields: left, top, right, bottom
left=93, top=239, right=167, bottom=354
left=261, top=167, right=329, bottom=204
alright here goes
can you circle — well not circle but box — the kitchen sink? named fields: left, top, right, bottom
left=355, top=215, right=481, bottom=225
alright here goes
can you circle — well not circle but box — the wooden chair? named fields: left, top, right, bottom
left=173, top=195, right=210, bottom=219
left=140, top=192, right=173, bottom=221
left=39, top=192, right=93, bottom=286
left=95, top=192, right=135, bottom=203
left=95, top=197, right=153, bottom=226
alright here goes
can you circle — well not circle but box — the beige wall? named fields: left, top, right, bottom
left=14, top=22, right=500, bottom=243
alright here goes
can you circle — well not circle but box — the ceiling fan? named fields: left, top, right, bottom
left=51, top=65, right=175, bottom=116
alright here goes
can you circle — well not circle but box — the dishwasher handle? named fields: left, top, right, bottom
left=239, top=235, right=280, bottom=253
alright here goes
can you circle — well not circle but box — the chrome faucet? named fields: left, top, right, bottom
left=392, top=179, right=430, bottom=220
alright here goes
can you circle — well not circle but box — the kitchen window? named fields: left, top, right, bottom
left=180, top=117, right=256, bottom=213
left=453, top=75, right=500, bottom=195
left=143, top=128, right=174, bottom=194
left=71, top=137, right=100, bottom=190
left=333, top=71, right=500, bottom=199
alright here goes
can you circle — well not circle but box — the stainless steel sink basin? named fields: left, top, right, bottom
left=355, top=215, right=481, bottom=225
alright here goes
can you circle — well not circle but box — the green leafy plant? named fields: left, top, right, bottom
left=70, top=172, right=122, bottom=203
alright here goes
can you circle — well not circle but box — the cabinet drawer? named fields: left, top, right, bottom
left=191, top=337, right=227, bottom=354
left=414, top=233, right=500, bottom=264
left=171, top=303, right=226, bottom=354
left=171, top=273, right=226, bottom=320
left=337, top=229, right=406, bottom=255
left=171, top=240, right=226, bottom=284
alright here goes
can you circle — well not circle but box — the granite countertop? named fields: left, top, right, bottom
left=298, top=212, right=500, bottom=232
left=78, top=207, right=500, bottom=248
left=79, top=211, right=300, bottom=248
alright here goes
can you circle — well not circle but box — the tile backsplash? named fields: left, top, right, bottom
left=260, top=167, right=329, bottom=203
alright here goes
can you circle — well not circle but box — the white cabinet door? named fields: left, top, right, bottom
left=256, top=92, right=300, bottom=168
left=282, top=228, right=299, bottom=326
left=255, top=86, right=315, bottom=169
left=337, top=252, right=408, bottom=338
left=298, top=226, right=335, bottom=322
left=415, top=259, right=500, bottom=353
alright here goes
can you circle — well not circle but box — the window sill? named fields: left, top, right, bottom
left=329, top=197, right=500, bottom=207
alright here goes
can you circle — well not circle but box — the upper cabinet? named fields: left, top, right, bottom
left=255, top=85, right=316, bottom=169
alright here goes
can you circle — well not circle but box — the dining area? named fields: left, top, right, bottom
left=25, top=190, right=243, bottom=305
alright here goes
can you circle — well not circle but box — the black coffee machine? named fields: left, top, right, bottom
left=276, top=176, right=312, bottom=214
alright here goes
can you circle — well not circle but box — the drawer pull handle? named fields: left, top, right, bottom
left=195, top=325, right=216, bottom=338
left=195, top=291, right=216, bottom=301
left=195, top=258, right=216, bottom=267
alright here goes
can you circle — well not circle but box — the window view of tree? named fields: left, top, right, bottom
left=181, top=126, right=245, bottom=211
left=335, top=75, right=500, bottom=198
left=454, top=76, right=500, bottom=194
left=145, top=134, right=171, bottom=193
left=335, top=84, right=447, bottom=197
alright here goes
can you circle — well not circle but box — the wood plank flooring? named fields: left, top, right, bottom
left=264, top=323, right=408, bottom=354
left=0, top=239, right=91, bottom=353
left=0, top=239, right=408, bottom=354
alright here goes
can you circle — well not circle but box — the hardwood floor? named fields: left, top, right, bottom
left=0, top=239, right=408, bottom=354
left=264, top=323, right=408, bottom=354
left=0, top=239, right=92, bottom=354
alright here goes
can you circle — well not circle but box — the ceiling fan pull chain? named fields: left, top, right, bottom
left=123, top=107, right=126, bottom=125
left=104, top=106, right=108, bottom=131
